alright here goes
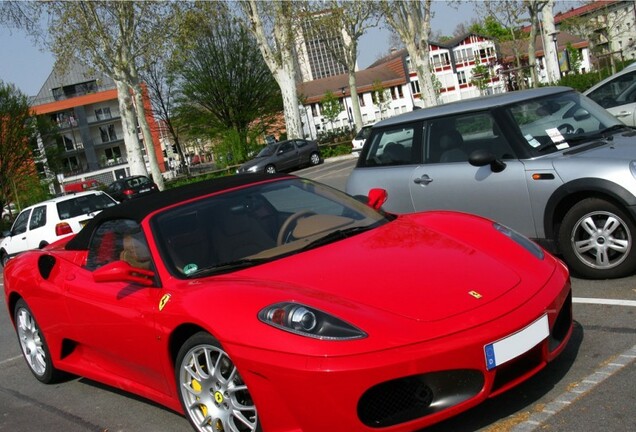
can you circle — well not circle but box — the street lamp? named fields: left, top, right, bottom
left=550, top=31, right=562, bottom=79
left=340, top=87, right=353, bottom=131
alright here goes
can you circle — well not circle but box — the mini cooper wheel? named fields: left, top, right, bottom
left=309, top=152, right=320, bottom=166
left=559, top=198, right=636, bottom=279
left=14, top=299, right=61, bottom=383
left=176, top=332, right=260, bottom=432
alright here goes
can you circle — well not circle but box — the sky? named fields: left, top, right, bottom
left=0, top=1, right=582, bottom=97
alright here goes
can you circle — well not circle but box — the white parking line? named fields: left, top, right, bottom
left=573, top=297, right=636, bottom=307
left=511, top=344, right=636, bottom=432
left=0, top=355, right=22, bottom=366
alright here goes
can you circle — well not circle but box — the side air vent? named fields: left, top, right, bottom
left=38, top=255, right=56, bottom=279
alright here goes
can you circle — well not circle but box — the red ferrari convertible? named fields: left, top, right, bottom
left=3, top=173, right=573, bottom=432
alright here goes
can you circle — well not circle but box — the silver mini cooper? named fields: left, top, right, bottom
left=347, top=86, right=636, bottom=279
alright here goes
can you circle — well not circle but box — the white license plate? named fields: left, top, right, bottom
left=484, top=314, right=549, bottom=370
left=140, top=188, right=150, bottom=193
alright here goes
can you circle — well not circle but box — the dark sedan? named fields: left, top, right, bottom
left=237, top=139, right=321, bottom=174
left=106, top=175, right=159, bottom=202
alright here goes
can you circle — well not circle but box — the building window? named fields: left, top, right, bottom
left=358, top=94, right=366, bottom=107
left=432, top=52, right=450, bottom=68
left=63, top=136, right=75, bottom=151
left=411, top=80, right=421, bottom=95
left=64, top=156, right=80, bottom=172
left=458, top=71, right=467, bottom=85
left=99, top=124, right=117, bottom=143
left=95, top=107, right=112, bottom=121
left=105, top=146, right=122, bottom=161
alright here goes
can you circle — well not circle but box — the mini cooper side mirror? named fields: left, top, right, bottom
left=469, top=149, right=507, bottom=173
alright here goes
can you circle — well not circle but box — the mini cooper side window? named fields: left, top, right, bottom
left=359, top=124, right=420, bottom=167
left=426, top=112, right=514, bottom=163
left=86, top=219, right=152, bottom=271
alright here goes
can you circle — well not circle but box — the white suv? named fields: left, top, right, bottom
left=0, top=191, right=118, bottom=267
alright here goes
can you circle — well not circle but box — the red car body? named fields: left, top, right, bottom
left=3, top=174, right=573, bottom=432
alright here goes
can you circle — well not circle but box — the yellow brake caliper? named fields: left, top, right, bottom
left=191, top=379, right=209, bottom=419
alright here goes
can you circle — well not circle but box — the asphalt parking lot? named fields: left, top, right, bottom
left=0, top=157, right=634, bottom=431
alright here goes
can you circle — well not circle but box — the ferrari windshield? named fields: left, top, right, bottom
left=152, top=178, right=387, bottom=277
left=505, top=90, right=624, bottom=155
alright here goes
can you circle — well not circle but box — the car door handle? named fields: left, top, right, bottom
left=414, top=174, right=433, bottom=185
left=615, top=110, right=631, bottom=117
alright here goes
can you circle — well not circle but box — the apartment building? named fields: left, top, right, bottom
left=30, top=60, right=165, bottom=192
left=294, top=10, right=353, bottom=82
left=297, top=54, right=413, bottom=138
left=553, top=0, right=636, bottom=67
left=296, top=32, right=504, bottom=137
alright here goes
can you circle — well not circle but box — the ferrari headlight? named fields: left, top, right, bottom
left=494, top=222, right=544, bottom=260
left=259, top=302, right=366, bottom=340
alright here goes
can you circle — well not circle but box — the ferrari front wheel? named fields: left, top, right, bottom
left=176, top=332, right=260, bottom=432
left=14, top=299, right=61, bottom=383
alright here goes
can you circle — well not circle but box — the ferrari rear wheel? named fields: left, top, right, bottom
left=176, top=332, right=260, bottom=432
left=14, top=299, right=61, bottom=383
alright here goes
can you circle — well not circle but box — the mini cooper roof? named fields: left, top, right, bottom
left=67, top=173, right=295, bottom=250
left=374, top=86, right=576, bottom=128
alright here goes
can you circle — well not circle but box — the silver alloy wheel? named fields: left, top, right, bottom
left=310, top=152, right=320, bottom=165
left=16, top=306, right=48, bottom=377
left=265, top=165, right=276, bottom=174
left=571, top=210, right=631, bottom=270
left=179, top=344, right=258, bottom=432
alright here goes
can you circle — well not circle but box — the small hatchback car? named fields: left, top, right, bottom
left=237, top=139, right=321, bottom=174
left=0, top=191, right=117, bottom=266
left=106, top=175, right=159, bottom=202
left=347, top=86, right=636, bottom=279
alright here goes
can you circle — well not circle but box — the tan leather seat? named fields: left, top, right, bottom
left=120, top=235, right=152, bottom=270
left=210, top=202, right=275, bottom=262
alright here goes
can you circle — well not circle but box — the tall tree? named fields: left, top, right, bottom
left=0, top=82, right=41, bottom=209
left=174, top=3, right=282, bottom=161
left=380, top=0, right=437, bottom=107
left=142, top=58, right=188, bottom=174
left=36, top=1, right=173, bottom=189
left=241, top=0, right=303, bottom=139
left=541, top=0, right=560, bottom=84
left=320, top=90, right=342, bottom=131
left=525, top=0, right=549, bottom=88
left=476, top=1, right=527, bottom=72
left=307, top=1, right=381, bottom=132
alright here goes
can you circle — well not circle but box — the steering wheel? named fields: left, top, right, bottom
left=557, top=123, right=574, bottom=135
left=277, top=211, right=316, bottom=245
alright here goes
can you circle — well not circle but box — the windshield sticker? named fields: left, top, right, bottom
left=183, top=263, right=198, bottom=275
left=546, top=128, right=570, bottom=149
left=525, top=134, right=541, bottom=148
